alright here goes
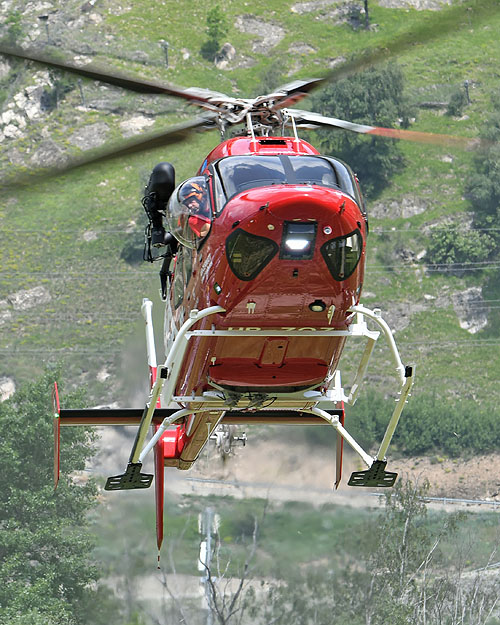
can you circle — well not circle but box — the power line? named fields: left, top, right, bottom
left=371, top=226, right=500, bottom=234
left=2, top=337, right=500, bottom=355
left=0, top=259, right=499, bottom=280
left=2, top=226, right=500, bottom=236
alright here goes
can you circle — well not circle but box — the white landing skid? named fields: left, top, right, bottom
left=106, top=300, right=414, bottom=490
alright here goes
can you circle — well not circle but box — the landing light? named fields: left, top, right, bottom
left=280, top=222, right=317, bottom=260
left=285, top=238, right=310, bottom=251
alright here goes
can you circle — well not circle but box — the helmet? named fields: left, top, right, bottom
left=179, top=181, right=205, bottom=207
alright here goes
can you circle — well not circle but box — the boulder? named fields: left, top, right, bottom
left=215, top=43, right=236, bottom=70
left=0, top=377, right=15, bottom=402
left=8, top=286, right=51, bottom=311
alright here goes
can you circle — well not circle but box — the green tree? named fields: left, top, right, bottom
left=201, top=5, right=229, bottom=61
left=466, top=94, right=500, bottom=229
left=426, top=223, right=495, bottom=271
left=0, top=370, right=115, bottom=625
left=438, top=93, right=500, bottom=284
left=311, top=64, right=413, bottom=199
left=446, top=84, right=469, bottom=116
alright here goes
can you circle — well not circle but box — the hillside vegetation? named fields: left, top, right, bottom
left=0, top=0, right=499, bottom=455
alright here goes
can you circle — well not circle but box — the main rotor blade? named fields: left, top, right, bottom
left=266, top=78, right=325, bottom=110
left=0, top=42, right=229, bottom=105
left=288, top=109, right=478, bottom=149
left=0, top=115, right=216, bottom=189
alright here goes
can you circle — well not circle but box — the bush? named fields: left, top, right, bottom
left=446, top=86, right=468, bottom=116
left=201, top=5, right=228, bottom=61
left=347, top=390, right=500, bottom=456
left=426, top=223, right=495, bottom=272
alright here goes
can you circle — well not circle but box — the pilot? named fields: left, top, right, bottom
left=179, top=181, right=211, bottom=238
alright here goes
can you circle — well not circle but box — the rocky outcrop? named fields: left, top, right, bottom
left=0, top=75, right=51, bottom=143
left=234, top=15, right=285, bottom=54
left=7, top=286, right=51, bottom=311
left=0, top=377, right=15, bottom=401
left=452, top=287, right=487, bottom=334
left=68, top=122, right=110, bottom=150
left=215, top=43, right=236, bottom=70
left=370, top=195, right=430, bottom=219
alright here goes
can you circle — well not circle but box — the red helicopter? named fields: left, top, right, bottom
left=52, top=81, right=416, bottom=553
left=1, top=39, right=474, bottom=553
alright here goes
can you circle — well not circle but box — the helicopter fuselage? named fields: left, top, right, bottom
left=165, top=136, right=368, bottom=398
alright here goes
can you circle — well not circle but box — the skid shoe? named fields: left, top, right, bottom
left=105, top=462, right=153, bottom=491
left=348, top=460, right=398, bottom=488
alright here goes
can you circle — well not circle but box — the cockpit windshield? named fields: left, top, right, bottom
left=215, top=155, right=359, bottom=203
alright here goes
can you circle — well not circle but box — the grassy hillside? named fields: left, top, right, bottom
left=1, top=0, right=499, bottom=420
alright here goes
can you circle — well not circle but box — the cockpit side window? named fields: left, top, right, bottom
left=211, top=167, right=227, bottom=215
left=323, top=157, right=366, bottom=216
left=167, top=176, right=212, bottom=248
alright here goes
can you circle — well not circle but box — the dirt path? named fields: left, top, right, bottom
left=92, top=431, right=500, bottom=509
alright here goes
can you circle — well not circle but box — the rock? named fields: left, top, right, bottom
left=88, top=12, right=103, bottom=24
left=30, top=139, right=67, bottom=168
left=83, top=230, right=98, bottom=242
left=97, top=367, right=111, bottom=382
left=370, top=195, right=429, bottom=219
left=452, top=287, right=488, bottom=334
left=291, top=0, right=337, bottom=13
left=7, top=286, right=51, bottom=311
left=378, top=301, right=428, bottom=333
left=131, top=51, right=150, bottom=64
left=68, top=122, right=109, bottom=150
left=2, top=123, right=22, bottom=139
left=234, top=15, right=285, bottom=54
left=379, top=0, right=451, bottom=7
left=215, top=43, right=236, bottom=70
left=288, top=42, right=317, bottom=55
left=234, top=55, right=256, bottom=68
left=0, top=377, right=15, bottom=402
left=319, top=3, right=366, bottom=27
left=119, top=115, right=155, bottom=137
left=1, top=109, right=18, bottom=126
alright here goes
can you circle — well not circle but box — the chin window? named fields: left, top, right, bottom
left=226, top=229, right=279, bottom=281
left=321, top=230, right=362, bottom=281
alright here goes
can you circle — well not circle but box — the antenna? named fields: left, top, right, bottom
left=246, top=112, right=258, bottom=150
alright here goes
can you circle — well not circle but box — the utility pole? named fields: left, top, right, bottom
left=159, top=40, right=169, bottom=68
left=464, top=80, right=471, bottom=105
left=38, top=14, right=50, bottom=44
left=77, top=79, right=86, bottom=107
left=198, top=507, right=220, bottom=625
